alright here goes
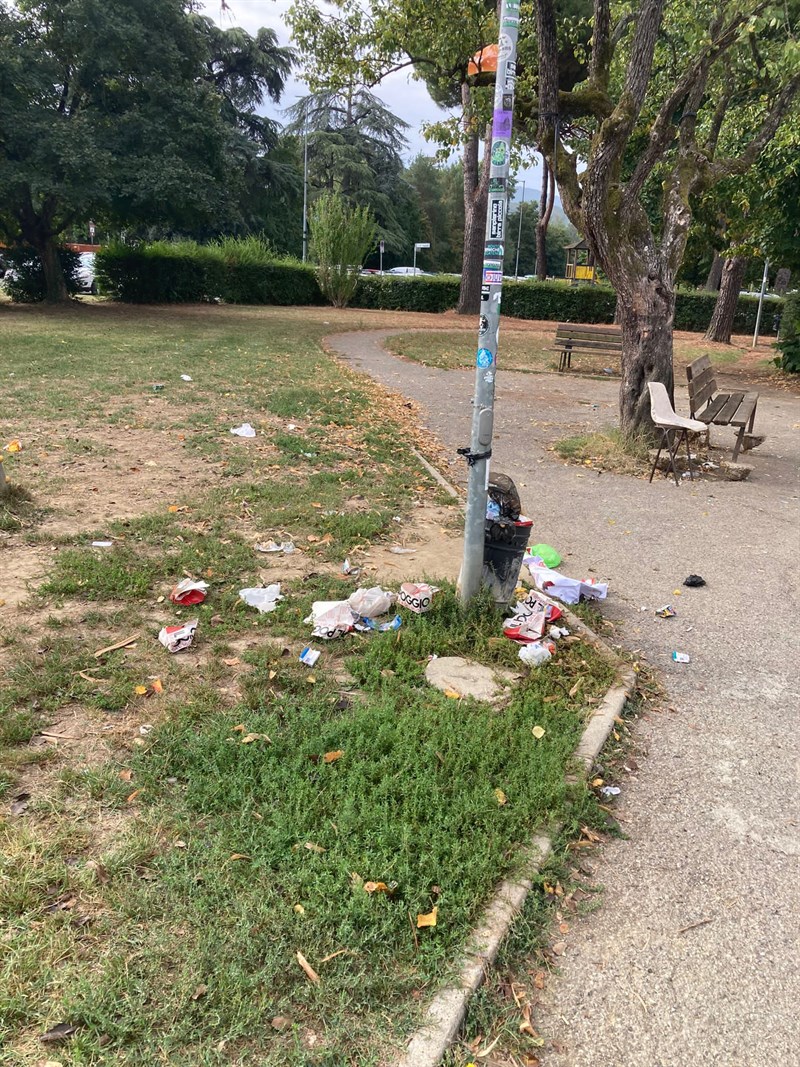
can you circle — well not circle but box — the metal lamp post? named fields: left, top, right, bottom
left=413, top=241, right=430, bottom=273
left=459, top=0, right=521, bottom=603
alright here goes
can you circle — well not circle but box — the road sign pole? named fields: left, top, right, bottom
left=752, top=258, right=769, bottom=348
left=459, top=0, right=521, bottom=604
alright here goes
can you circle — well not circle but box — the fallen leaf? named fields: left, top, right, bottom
left=151, top=678, right=163, bottom=693
left=119, top=770, right=133, bottom=783
left=416, top=906, right=438, bottom=929
left=126, top=789, right=141, bottom=804
left=40, top=1022, right=78, bottom=1044
left=531, top=725, right=546, bottom=739
left=591, top=777, right=604, bottom=787
left=223, top=657, right=240, bottom=667
left=229, top=853, right=250, bottom=862
left=304, top=842, right=326, bottom=853
left=271, top=1015, right=292, bottom=1031
left=323, top=749, right=344, bottom=764
left=559, top=921, right=570, bottom=934
left=533, top=970, right=546, bottom=989
left=296, top=950, right=320, bottom=984
left=364, top=881, right=389, bottom=894
left=168, top=505, right=179, bottom=513
left=190, top=984, right=208, bottom=1001
left=42, top=1060, right=64, bottom=1067
left=494, top=788, right=508, bottom=806
left=550, top=940, right=566, bottom=955
left=568, top=679, right=581, bottom=698
left=134, top=685, right=148, bottom=696
left=232, top=724, right=245, bottom=732
left=5, top=439, right=21, bottom=453
left=307, top=535, right=319, bottom=543
left=519, top=1003, right=537, bottom=1037
left=293, top=903, right=305, bottom=914
left=443, top=687, right=461, bottom=699
left=174, top=839, right=187, bottom=848
left=268, top=669, right=277, bottom=681
left=319, top=948, right=351, bottom=964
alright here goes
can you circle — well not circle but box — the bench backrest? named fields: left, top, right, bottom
left=686, top=355, right=717, bottom=416
left=555, top=323, right=623, bottom=350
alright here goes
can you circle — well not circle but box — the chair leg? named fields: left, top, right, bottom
left=666, top=429, right=684, bottom=486
left=685, top=431, right=695, bottom=481
left=649, top=429, right=668, bottom=483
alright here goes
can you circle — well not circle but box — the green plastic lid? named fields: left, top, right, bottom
left=529, top=543, right=562, bottom=568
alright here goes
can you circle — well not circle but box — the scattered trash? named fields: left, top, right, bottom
left=398, top=582, right=439, bottom=614
left=91, top=540, right=113, bottom=548
left=139, top=724, right=154, bottom=736
left=528, top=543, right=562, bottom=568
left=416, top=906, right=438, bottom=929
left=39, top=1022, right=78, bottom=1044
left=600, top=785, right=621, bottom=796
left=389, top=546, right=416, bottom=554
left=158, top=619, right=198, bottom=653
left=361, top=614, right=402, bottom=633
left=230, top=423, right=256, bottom=438
left=503, top=592, right=561, bottom=643
left=683, top=574, right=706, bottom=587
left=10, top=792, right=30, bottom=816
left=602, top=367, right=614, bottom=375
left=5, top=439, right=22, bottom=453
left=672, top=651, right=691, bottom=663
left=306, top=600, right=357, bottom=639
left=152, top=383, right=165, bottom=392
left=170, top=578, right=209, bottom=606
left=239, top=585, right=283, bottom=613
left=180, top=374, right=193, bottom=382
left=488, top=472, right=521, bottom=520
left=348, top=586, right=395, bottom=619
left=341, top=558, right=360, bottom=577
left=486, top=498, right=501, bottom=520
left=254, top=540, right=295, bottom=554
left=299, top=647, right=321, bottom=667
left=655, top=605, right=677, bottom=618
left=518, top=642, right=553, bottom=667
left=525, top=556, right=608, bottom=605
left=549, top=625, right=570, bottom=638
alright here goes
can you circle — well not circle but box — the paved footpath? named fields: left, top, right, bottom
left=330, top=330, right=800, bottom=1067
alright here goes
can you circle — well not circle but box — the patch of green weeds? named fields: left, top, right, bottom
left=0, top=484, right=42, bottom=532
left=554, top=427, right=651, bottom=475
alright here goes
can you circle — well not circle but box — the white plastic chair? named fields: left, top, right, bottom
left=648, top=381, right=707, bottom=486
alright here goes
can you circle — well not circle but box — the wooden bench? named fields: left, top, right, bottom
left=555, top=323, right=622, bottom=372
left=686, top=355, right=759, bottom=462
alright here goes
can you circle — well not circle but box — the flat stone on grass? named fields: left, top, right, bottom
left=425, top=656, right=517, bottom=702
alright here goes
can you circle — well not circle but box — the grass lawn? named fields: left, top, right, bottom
left=385, top=325, right=785, bottom=385
left=0, top=302, right=615, bottom=1066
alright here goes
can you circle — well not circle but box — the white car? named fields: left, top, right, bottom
left=387, top=266, right=432, bottom=276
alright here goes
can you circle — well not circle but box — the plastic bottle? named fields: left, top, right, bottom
left=518, top=641, right=554, bottom=666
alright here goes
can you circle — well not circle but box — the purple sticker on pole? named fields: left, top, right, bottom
left=493, top=110, right=513, bottom=138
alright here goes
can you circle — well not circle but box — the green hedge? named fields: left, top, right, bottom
left=96, top=240, right=782, bottom=334
left=96, top=239, right=323, bottom=305
left=351, top=274, right=460, bottom=313
left=1, top=246, right=82, bottom=303
left=775, top=292, right=800, bottom=372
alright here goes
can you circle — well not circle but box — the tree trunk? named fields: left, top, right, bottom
left=704, top=255, right=746, bottom=343
left=457, top=83, right=491, bottom=316
left=37, top=238, right=70, bottom=304
left=774, top=267, right=791, bottom=295
left=535, top=155, right=555, bottom=280
left=704, top=250, right=723, bottom=290
left=617, top=279, right=676, bottom=434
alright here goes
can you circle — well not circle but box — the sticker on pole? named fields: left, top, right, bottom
left=483, top=268, right=503, bottom=284
left=489, top=177, right=506, bottom=193
left=504, top=61, right=517, bottom=91
left=493, top=110, right=513, bottom=138
left=497, top=33, right=513, bottom=60
left=490, top=199, right=505, bottom=240
left=477, top=348, right=494, bottom=368
left=479, top=315, right=490, bottom=336
left=481, top=286, right=491, bottom=301
left=491, top=140, right=508, bottom=166
left=484, top=242, right=504, bottom=258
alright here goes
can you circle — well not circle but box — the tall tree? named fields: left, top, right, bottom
left=0, top=0, right=293, bottom=302
left=407, top=155, right=466, bottom=273
left=534, top=0, right=800, bottom=432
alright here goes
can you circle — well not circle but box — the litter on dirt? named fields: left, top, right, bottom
left=170, top=579, right=209, bottom=606
left=389, top=546, right=416, bottom=554
left=525, top=555, right=608, bottom=605
left=672, top=651, right=691, bottom=663
left=91, top=540, right=113, bottom=548
left=158, top=619, right=198, bottom=653
left=683, top=574, right=706, bottom=587
left=655, top=605, right=677, bottom=618
left=180, top=374, right=193, bottom=381
left=94, top=634, right=139, bottom=659
left=230, top=423, right=256, bottom=438
left=239, top=584, right=283, bottom=613
left=299, top=647, right=321, bottom=667
left=398, top=582, right=439, bottom=613
left=254, top=540, right=295, bottom=554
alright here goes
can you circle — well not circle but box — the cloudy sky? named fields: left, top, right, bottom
left=201, top=0, right=545, bottom=203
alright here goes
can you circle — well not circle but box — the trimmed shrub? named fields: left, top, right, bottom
left=774, top=292, right=800, bottom=373
left=502, top=281, right=617, bottom=323
left=351, top=275, right=461, bottom=313
left=1, top=246, right=82, bottom=302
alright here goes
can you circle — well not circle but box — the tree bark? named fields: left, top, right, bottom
left=704, top=250, right=723, bottom=290
left=19, top=190, right=70, bottom=304
left=617, top=277, right=676, bottom=432
left=535, top=155, right=555, bottom=281
left=457, top=84, right=491, bottom=316
left=704, top=254, right=746, bottom=342
left=37, top=238, right=70, bottom=304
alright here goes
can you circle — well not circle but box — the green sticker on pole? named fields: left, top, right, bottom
left=491, top=140, right=508, bottom=166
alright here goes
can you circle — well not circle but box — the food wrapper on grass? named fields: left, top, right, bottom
left=158, top=619, right=198, bottom=653
left=305, top=600, right=357, bottom=640
left=398, top=583, right=439, bottom=614
left=348, top=586, right=396, bottom=619
left=170, top=579, right=209, bottom=606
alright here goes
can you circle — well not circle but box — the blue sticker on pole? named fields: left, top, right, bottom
left=477, top=348, right=494, bottom=368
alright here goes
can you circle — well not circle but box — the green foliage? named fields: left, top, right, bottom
left=310, top=192, right=377, bottom=308
left=775, top=292, right=800, bottom=372
left=0, top=246, right=81, bottom=303
left=96, top=239, right=323, bottom=305
left=351, top=275, right=461, bottom=312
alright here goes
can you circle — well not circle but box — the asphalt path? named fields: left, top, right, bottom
left=329, top=329, right=800, bottom=1067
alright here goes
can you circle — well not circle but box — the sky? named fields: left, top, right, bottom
left=200, top=0, right=547, bottom=205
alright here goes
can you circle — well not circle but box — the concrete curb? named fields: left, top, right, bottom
left=394, top=609, right=636, bottom=1067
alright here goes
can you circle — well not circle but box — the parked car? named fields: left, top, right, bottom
left=387, top=266, right=432, bottom=276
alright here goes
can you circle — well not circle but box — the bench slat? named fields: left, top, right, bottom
left=687, top=363, right=717, bottom=395
left=696, top=393, right=730, bottom=424
left=687, top=354, right=713, bottom=380
left=730, top=393, right=758, bottom=427
left=555, top=339, right=623, bottom=351
left=689, top=378, right=716, bottom=413
left=715, top=392, right=746, bottom=423
left=556, top=328, right=622, bottom=339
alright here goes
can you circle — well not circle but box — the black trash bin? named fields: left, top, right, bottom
left=483, top=515, right=533, bottom=607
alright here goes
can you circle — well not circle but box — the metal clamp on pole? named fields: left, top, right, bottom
left=457, top=447, right=493, bottom=467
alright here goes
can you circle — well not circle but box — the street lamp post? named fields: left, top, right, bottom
left=301, top=114, right=309, bottom=263
left=413, top=241, right=430, bottom=273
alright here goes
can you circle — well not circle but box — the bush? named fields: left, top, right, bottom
left=774, top=292, right=800, bottom=373
left=96, top=239, right=323, bottom=305
left=310, top=193, right=377, bottom=308
left=352, top=274, right=461, bottom=312
left=502, top=281, right=617, bottom=323
left=1, top=246, right=81, bottom=303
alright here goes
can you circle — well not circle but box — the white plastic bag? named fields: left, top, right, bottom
left=239, top=584, right=283, bottom=613
left=305, top=600, right=357, bottom=639
left=348, top=586, right=396, bottom=619
left=524, top=557, right=608, bottom=605
left=518, top=641, right=553, bottom=667
left=230, top=423, right=256, bottom=438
